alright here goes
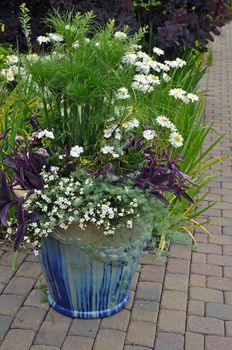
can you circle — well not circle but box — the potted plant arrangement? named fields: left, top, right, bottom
left=0, top=12, right=198, bottom=318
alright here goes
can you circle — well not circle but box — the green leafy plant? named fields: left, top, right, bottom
left=19, top=3, right=32, bottom=52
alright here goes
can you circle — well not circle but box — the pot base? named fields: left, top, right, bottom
left=47, top=291, right=130, bottom=318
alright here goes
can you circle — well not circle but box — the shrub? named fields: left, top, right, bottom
left=0, top=1, right=137, bottom=51
left=131, top=0, right=232, bottom=55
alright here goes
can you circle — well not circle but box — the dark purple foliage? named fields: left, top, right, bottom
left=4, top=149, right=45, bottom=190
left=0, top=1, right=230, bottom=55
left=133, top=142, right=196, bottom=204
left=0, top=127, right=47, bottom=249
left=132, top=0, right=232, bottom=55
left=0, top=0, right=138, bottom=52
left=0, top=172, right=17, bottom=226
left=98, top=133, right=197, bottom=205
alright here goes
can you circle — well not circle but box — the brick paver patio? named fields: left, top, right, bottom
left=0, top=22, right=232, bottom=350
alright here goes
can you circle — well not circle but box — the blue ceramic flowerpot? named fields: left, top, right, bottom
left=39, top=223, right=151, bottom=318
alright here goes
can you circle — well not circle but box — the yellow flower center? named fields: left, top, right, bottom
left=175, top=135, right=182, bottom=142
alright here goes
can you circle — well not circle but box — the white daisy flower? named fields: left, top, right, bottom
left=70, top=145, right=84, bottom=157
left=146, top=74, right=160, bottom=85
left=175, top=57, right=186, bottom=68
left=153, top=47, right=164, bottom=56
left=130, top=44, right=142, bottom=51
left=187, top=93, right=199, bottom=102
left=135, top=61, right=150, bottom=75
left=11, top=65, right=18, bottom=75
left=156, top=115, right=171, bottom=128
left=122, top=52, right=137, bottom=65
left=169, top=132, right=184, bottom=148
left=37, top=129, right=54, bottom=139
left=136, top=51, right=149, bottom=60
left=169, top=88, right=187, bottom=100
left=163, top=73, right=171, bottom=82
left=114, top=31, right=127, bottom=39
left=26, top=53, right=39, bottom=62
left=6, top=55, right=19, bottom=65
left=143, top=129, right=156, bottom=140
left=48, top=33, right=63, bottom=42
left=116, top=87, right=130, bottom=100
left=158, top=63, right=170, bottom=72
left=2, top=68, right=15, bottom=81
left=101, top=146, right=115, bottom=154
left=122, top=118, right=139, bottom=130
left=37, top=35, right=50, bottom=44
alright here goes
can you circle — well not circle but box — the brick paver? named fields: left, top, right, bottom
left=0, top=21, right=232, bottom=350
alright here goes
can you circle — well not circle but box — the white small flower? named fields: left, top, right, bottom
left=156, top=115, right=171, bottom=128
left=146, top=74, right=160, bottom=85
left=135, top=61, right=150, bottom=75
left=72, top=40, right=79, bottom=48
left=163, top=73, right=171, bottom=82
left=133, top=74, right=148, bottom=84
left=169, top=122, right=177, bottom=131
left=95, top=42, right=100, bottom=47
left=70, top=145, right=84, bottom=157
left=112, top=152, right=120, bottom=158
left=104, top=127, right=114, bottom=139
left=130, top=44, right=142, bottom=51
left=137, top=51, right=149, bottom=60
left=143, top=129, right=156, bottom=140
left=122, top=52, right=137, bottom=65
left=169, top=132, right=184, bottom=148
left=116, top=87, right=130, bottom=100
left=165, top=58, right=186, bottom=69
left=48, top=33, right=63, bottom=42
left=114, top=128, right=121, bottom=140
left=37, top=35, right=50, bottom=44
left=127, top=220, right=133, bottom=229
left=101, top=146, right=114, bottom=154
left=26, top=53, right=39, bottom=62
left=65, top=24, right=71, bottom=29
left=2, top=68, right=15, bottom=81
left=85, top=38, right=90, bottom=43
left=11, top=65, right=18, bottom=75
left=37, top=129, right=54, bottom=139
left=122, top=118, right=139, bottom=130
left=175, top=57, right=186, bottom=68
left=6, top=55, right=19, bottom=65
left=158, top=63, right=170, bottom=72
left=104, top=229, right=115, bottom=235
left=153, top=47, right=164, bottom=56
left=169, top=88, right=187, bottom=101
left=187, top=93, right=199, bottom=102
left=114, top=31, right=127, bottom=39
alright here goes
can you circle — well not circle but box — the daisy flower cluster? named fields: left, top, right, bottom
left=155, top=115, right=183, bottom=148
left=37, top=33, right=64, bottom=45
left=169, top=88, right=199, bottom=104
left=1, top=55, right=19, bottom=82
left=120, top=45, right=198, bottom=99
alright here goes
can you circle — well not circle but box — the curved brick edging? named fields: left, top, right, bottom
left=0, top=22, right=232, bottom=350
